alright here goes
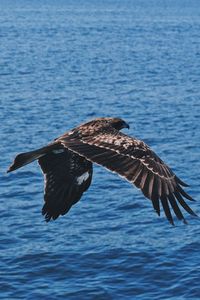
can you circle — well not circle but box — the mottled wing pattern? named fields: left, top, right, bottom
left=38, top=147, right=93, bottom=221
left=57, top=126, right=196, bottom=224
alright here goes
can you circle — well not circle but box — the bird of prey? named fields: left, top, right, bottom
left=7, top=117, right=197, bottom=225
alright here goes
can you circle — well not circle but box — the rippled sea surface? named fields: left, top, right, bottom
left=1, top=0, right=200, bottom=299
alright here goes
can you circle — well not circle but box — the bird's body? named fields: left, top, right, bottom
left=7, top=117, right=197, bottom=224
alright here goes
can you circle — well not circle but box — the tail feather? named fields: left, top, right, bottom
left=7, top=143, right=59, bottom=173
left=7, top=150, right=45, bottom=173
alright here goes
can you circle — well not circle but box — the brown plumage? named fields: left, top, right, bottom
left=7, top=117, right=197, bottom=224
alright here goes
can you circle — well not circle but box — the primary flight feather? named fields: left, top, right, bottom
left=7, top=117, right=197, bottom=224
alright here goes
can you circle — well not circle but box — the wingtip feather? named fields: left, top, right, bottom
left=175, top=176, right=189, bottom=187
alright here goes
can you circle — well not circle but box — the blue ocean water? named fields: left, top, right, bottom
left=1, top=0, right=200, bottom=299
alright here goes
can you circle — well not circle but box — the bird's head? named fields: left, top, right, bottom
left=77, top=117, right=130, bottom=134
left=101, top=117, right=130, bottom=131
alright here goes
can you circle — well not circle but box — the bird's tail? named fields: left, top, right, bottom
left=7, top=144, right=57, bottom=173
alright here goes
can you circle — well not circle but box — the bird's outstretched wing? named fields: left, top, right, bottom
left=38, top=147, right=92, bottom=221
left=57, top=127, right=196, bottom=225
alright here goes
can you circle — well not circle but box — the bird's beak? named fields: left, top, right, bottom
left=123, top=122, right=130, bottom=129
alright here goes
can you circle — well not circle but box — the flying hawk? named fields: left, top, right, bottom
left=7, top=117, right=197, bottom=225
